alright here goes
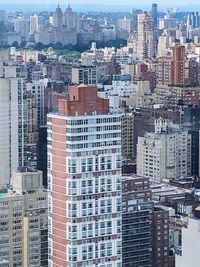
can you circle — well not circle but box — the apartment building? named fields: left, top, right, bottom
left=0, top=168, right=48, bottom=267
left=122, top=175, right=153, bottom=267
left=0, top=62, right=27, bottom=186
left=152, top=206, right=170, bottom=267
left=137, top=118, right=191, bottom=182
left=47, top=85, right=122, bottom=266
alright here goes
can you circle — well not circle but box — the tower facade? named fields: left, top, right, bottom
left=30, top=14, right=39, bottom=35
left=171, top=45, right=185, bottom=86
left=0, top=62, right=27, bottom=186
left=52, top=4, right=63, bottom=29
left=137, top=13, right=155, bottom=60
left=151, top=3, right=158, bottom=29
left=48, top=85, right=122, bottom=266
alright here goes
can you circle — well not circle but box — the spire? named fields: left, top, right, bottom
left=67, top=3, right=72, bottom=11
left=56, top=3, right=62, bottom=12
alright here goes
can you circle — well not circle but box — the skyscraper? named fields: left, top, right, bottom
left=0, top=58, right=27, bottom=186
left=137, top=12, right=155, bottom=60
left=52, top=4, right=63, bottom=29
left=48, top=85, right=122, bottom=266
left=30, top=14, right=39, bottom=35
left=151, top=3, right=158, bottom=29
left=63, top=4, right=77, bottom=30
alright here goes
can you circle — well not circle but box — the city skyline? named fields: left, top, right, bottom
left=0, top=2, right=200, bottom=267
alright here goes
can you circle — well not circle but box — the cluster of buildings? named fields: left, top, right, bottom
left=0, top=2, right=199, bottom=48
left=1, top=3, right=200, bottom=267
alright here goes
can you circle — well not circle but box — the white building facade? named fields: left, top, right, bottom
left=47, top=85, right=122, bottom=267
left=137, top=119, right=191, bottom=182
left=0, top=64, right=26, bottom=186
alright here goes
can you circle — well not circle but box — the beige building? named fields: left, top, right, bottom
left=137, top=118, right=191, bottom=182
left=0, top=169, right=48, bottom=267
left=128, top=81, right=161, bottom=108
left=81, top=42, right=104, bottom=66
left=117, top=17, right=134, bottom=33
left=137, top=13, right=155, bottom=60
left=72, top=64, right=107, bottom=85
left=0, top=61, right=27, bottom=186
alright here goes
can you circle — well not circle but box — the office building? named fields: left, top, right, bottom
left=48, top=85, right=122, bottom=266
left=151, top=3, right=158, bottom=29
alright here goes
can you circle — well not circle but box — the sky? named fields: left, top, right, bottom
left=1, top=0, right=200, bottom=5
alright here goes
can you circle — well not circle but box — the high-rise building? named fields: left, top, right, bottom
left=121, top=114, right=134, bottom=159
left=151, top=3, right=158, bottom=29
left=0, top=168, right=48, bottom=267
left=14, top=17, right=29, bottom=39
left=37, top=126, right=47, bottom=187
left=0, top=61, right=27, bottom=186
left=137, top=12, right=155, bottom=60
left=176, top=208, right=200, bottom=267
left=150, top=55, right=172, bottom=85
left=137, top=118, right=191, bottom=182
left=26, top=91, right=38, bottom=170
left=117, top=17, right=134, bottom=34
left=185, top=58, right=199, bottom=86
left=48, top=85, right=122, bottom=266
left=26, top=79, right=48, bottom=127
left=0, top=10, right=6, bottom=23
left=122, top=174, right=153, bottom=267
left=171, top=45, right=185, bottom=86
left=63, top=4, right=77, bottom=31
left=157, top=30, right=171, bottom=57
left=152, top=206, right=170, bottom=267
left=30, top=14, right=39, bottom=35
left=52, top=4, right=63, bottom=29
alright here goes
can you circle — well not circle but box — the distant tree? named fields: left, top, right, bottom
left=53, top=42, right=63, bottom=50
left=20, top=41, right=27, bottom=48
left=12, top=41, right=19, bottom=48
left=74, top=42, right=90, bottom=52
left=63, top=44, right=74, bottom=50
left=35, top=42, right=45, bottom=50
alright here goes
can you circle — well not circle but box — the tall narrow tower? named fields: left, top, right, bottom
left=52, top=4, right=63, bottom=29
left=137, top=12, right=155, bottom=60
left=151, top=3, right=158, bottom=29
left=48, top=85, right=122, bottom=266
left=171, top=45, right=185, bottom=86
left=0, top=57, right=27, bottom=186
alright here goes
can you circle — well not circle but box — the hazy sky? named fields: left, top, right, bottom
left=2, top=0, right=200, bottom=5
